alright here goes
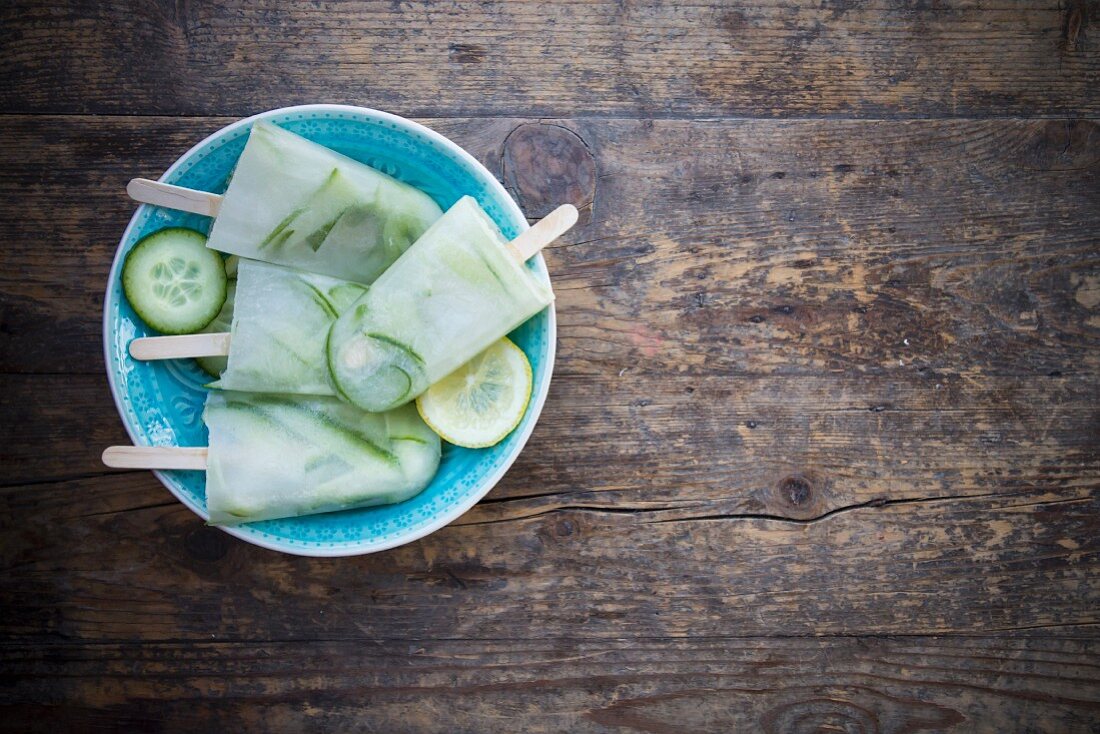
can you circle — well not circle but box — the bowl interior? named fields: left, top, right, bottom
left=104, top=105, right=554, bottom=556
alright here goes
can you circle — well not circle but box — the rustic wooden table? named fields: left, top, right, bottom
left=2, top=1, right=1099, bottom=731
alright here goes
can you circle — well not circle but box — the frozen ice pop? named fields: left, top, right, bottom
left=203, top=392, right=440, bottom=525
left=129, top=258, right=366, bottom=396
left=209, top=259, right=367, bottom=395
left=327, top=195, right=558, bottom=412
left=101, top=392, right=442, bottom=525
left=130, top=122, right=443, bottom=284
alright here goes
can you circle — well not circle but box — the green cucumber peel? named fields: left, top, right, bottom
left=299, top=281, right=340, bottom=320
left=235, top=396, right=399, bottom=466
left=260, top=208, right=301, bottom=249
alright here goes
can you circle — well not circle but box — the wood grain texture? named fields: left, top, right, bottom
left=0, top=0, right=1097, bottom=118
left=2, top=637, right=1100, bottom=733
left=2, top=0, right=1100, bottom=728
left=2, top=115, right=1098, bottom=378
left=2, top=473, right=1098, bottom=641
left=3, top=368, right=1098, bottom=511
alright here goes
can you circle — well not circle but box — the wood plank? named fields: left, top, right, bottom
left=2, top=637, right=1099, bottom=732
left=2, top=115, right=1098, bottom=378
left=4, top=368, right=1098, bottom=505
left=0, top=375, right=131, bottom=484
left=0, top=1, right=1096, bottom=118
left=1, top=474, right=1098, bottom=641
left=551, top=118, right=1100, bottom=380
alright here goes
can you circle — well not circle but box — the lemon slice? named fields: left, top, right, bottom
left=415, top=338, right=533, bottom=448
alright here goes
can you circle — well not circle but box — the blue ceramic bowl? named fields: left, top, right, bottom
left=103, top=104, right=555, bottom=556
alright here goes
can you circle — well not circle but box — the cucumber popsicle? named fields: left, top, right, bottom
left=204, top=391, right=441, bottom=525
left=209, top=259, right=366, bottom=396
left=206, top=122, right=443, bottom=284
left=327, top=195, right=554, bottom=412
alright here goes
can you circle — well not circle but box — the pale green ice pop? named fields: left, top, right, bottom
left=206, top=122, right=442, bottom=284
left=209, top=259, right=366, bottom=395
left=204, top=391, right=441, bottom=525
left=327, top=196, right=557, bottom=413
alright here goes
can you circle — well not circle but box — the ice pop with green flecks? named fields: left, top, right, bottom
left=130, top=259, right=365, bottom=397
left=127, top=121, right=442, bottom=284
left=101, top=391, right=441, bottom=525
left=203, top=392, right=440, bottom=524
left=208, top=259, right=367, bottom=395
left=327, top=196, right=575, bottom=413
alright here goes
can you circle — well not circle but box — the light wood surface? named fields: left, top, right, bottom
left=129, top=332, right=231, bottom=360
left=126, top=178, right=223, bottom=217
left=101, top=446, right=209, bottom=470
left=506, top=203, right=579, bottom=262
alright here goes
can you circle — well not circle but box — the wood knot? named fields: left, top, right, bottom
left=762, top=690, right=965, bottom=733
left=502, top=123, right=596, bottom=219
left=777, top=475, right=813, bottom=507
left=448, top=43, right=486, bottom=64
left=1063, top=0, right=1087, bottom=53
left=537, top=516, right=581, bottom=546
left=184, top=524, right=229, bottom=562
left=763, top=699, right=878, bottom=734
left=1017, top=119, right=1100, bottom=172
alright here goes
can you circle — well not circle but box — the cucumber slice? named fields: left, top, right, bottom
left=122, top=228, right=227, bottom=335
left=326, top=309, right=429, bottom=412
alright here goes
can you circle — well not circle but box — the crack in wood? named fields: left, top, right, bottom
left=457, top=490, right=1027, bottom=528
left=76, top=499, right=181, bottom=519
left=0, top=470, right=135, bottom=490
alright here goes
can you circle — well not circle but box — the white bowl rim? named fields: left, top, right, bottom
left=102, top=103, right=557, bottom=557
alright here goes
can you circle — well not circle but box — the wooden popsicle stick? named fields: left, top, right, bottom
left=506, top=204, right=579, bottom=262
left=129, top=332, right=232, bottom=360
left=102, top=446, right=209, bottom=470
left=127, top=178, right=224, bottom=217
